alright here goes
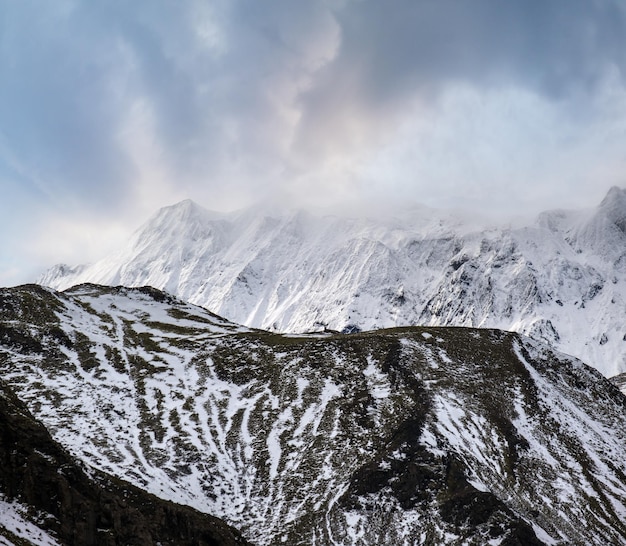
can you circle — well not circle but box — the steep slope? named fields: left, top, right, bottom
left=1, top=284, right=626, bottom=545
left=0, top=376, right=249, bottom=546
left=38, top=188, right=626, bottom=378
left=611, top=372, right=626, bottom=396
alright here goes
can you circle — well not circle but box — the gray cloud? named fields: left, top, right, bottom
left=296, top=0, right=626, bottom=144
left=0, top=1, right=136, bottom=207
left=0, top=0, right=625, bottom=284
left=368, top=1, right=624, bottom=96
left=4, top=0, right=625, bottom=203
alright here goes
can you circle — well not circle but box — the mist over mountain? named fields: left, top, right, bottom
left=40, top=186, right=626, bottom=378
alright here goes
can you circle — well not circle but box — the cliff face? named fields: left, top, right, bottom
left=0, top=378, right=250, bottom=546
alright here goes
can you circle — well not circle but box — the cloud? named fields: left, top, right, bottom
left=294, top=0, right=626, bottom=153
left=0, top=1, right=134, bottom=207
left=1, top=0, right=626, bottom=282
left=304, top=0, right=626, bottom=106
left=358, top=78, right=626, bottom=215
left=288, top=0, right=626, bottom=211
left=0, top=0, right=344, bottom=280
left=3, top=0, right=625, bottom=208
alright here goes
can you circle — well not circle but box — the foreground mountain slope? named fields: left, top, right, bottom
left=39, top=187, right=626, bottom=378
left=1, top=284, right=626, bottom=545
left=0, top=377, right=249, bottom=546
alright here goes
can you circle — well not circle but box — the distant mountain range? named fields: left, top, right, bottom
left=39, top=186, right=626, bottom=378
left=2, top=284, right=626, bottom=545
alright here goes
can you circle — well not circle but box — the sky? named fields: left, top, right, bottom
left=1, top=0, right=626, bottom=286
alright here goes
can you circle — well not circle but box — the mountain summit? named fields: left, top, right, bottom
left=39, top=188, right=626, bottom=377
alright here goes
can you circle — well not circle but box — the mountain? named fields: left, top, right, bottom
left=2, top=284, right=626, bottom=545
left=0, top=373, right=249, bottom=545
left=38, top=188, right=626, bottom=379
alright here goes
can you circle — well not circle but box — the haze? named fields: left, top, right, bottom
left=1, top=0, right=625, bottom=284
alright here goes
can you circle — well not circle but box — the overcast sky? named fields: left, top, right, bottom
left=1, top=0, right=626, bottom=285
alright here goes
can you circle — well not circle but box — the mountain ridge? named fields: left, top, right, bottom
left=38, top=187, right=626, bottom=377
left=2, top=283, right=626, bottom=545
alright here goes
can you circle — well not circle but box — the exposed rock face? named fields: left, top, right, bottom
left=1, top=284, right=626, bottom=545
left=38, top=187, right=626, bottom=377
left=0, top=377, right=249, bottom=545
left=611, top=371, right=626, bottom=395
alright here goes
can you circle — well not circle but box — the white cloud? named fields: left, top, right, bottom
left=341, top=74, right=626, bottom=217
left=2, top=0, right=626, bottom=283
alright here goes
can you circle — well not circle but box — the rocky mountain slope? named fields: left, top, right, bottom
left=0, top=375, right=249, bottom=545
left=38, top=187, right=626, bottom=378
left=1, top=284, right=626, bottom=545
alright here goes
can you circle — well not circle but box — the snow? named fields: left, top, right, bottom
left=531, top=523, right=559, bottom=545
left=0, top=497, right=60, bottom=546
left=362, top=356, right=391, bottom=399
left=37, top=187, right=626, bottom=378
left=3, top=285, right=626, bottom=545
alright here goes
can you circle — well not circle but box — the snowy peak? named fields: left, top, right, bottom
left=36, top=263, right=88, bottom=289
left=595, top=185, right=626, bottom=239
left=152, top=198, right=226, bottom=227
left=159, top=198, right=221, bottom=219
left=562, top=186, right=626, bottom=265
left=38, top=187, right=626, bottom=377
left=134, top=199, right=226, bottom=250
left=535, top=186, right=626, bottom=234
left=599, top=185, right=626, bottom=216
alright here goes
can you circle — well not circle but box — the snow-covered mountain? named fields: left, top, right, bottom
left=0, top=371, right=248, bottom=546
left=2, top=284, right=626, bottom=545
left=39, top=186, right=626, bottom=377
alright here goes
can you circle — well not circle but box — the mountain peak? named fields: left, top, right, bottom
left=158, top=198, right=206, bottom=219
left=598, top=186, right=626, bottom=233
left=37, top=192, right=626, bottom=377
left=139, top=199, right=224, bottom=243
left=3, top=286, right=626, bottom=545
left=600, top=185, right=626, bottom=207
